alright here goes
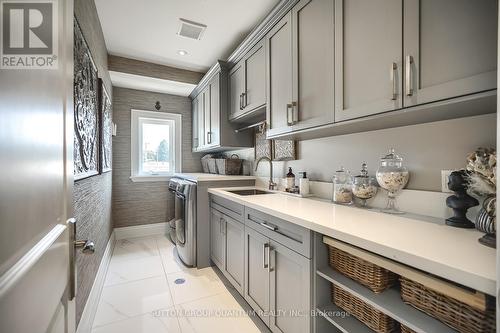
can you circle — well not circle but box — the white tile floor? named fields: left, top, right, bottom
left=92, top=235, right=263, bottom=333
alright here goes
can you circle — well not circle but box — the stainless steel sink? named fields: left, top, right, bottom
left=227, top=189, right=275, bottom=196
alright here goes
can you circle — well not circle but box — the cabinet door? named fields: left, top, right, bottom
left=404, top=0, right=497, bottom=107
left=334, top=0, right=403, bottom=122
left=244, top=227, right=270, bottom=326
left=244, top=40, right=266, bottom=113
left=266, top=12, right=293, bottom=137
left=208, top=76, right=220, bottom=146
left=224, top=214, right=245, bottom=294
left=203, top=86, right=211, bottom=148
left=198, top=89, right=207, bottom=148
left=229, top=61, right=245, bottom=119
left=192, top=96, right=199, bottom=151
left=269, top=241, right=311, bottom=333
left=291, top=0, right=335, bottom=130
left=210, top=208, right=225, bottom=270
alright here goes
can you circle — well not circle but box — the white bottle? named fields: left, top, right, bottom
left=299, top=172, right=310, bottom=196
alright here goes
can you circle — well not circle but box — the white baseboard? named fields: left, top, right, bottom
left=114, top=222, right=169, bottom=240
left=76, top=231, right=115, bottom=333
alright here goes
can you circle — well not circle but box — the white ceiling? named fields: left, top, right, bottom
left=95, top=0, right=281, bottom=73
left=109, top=71, right=196, bottom=96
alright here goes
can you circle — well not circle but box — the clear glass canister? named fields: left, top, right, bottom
left=352, top=163, right=378, bottom=208
left=333, top=167, right=353, bottom=205
left=376, top=148, right=409, bottom=214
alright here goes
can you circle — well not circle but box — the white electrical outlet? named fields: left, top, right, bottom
left=441, top=170, right=454, bottom=193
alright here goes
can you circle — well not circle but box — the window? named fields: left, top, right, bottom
left=131, top=109, right=181, bottom=181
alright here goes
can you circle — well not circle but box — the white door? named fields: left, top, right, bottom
left=0, top=0, right=76, bottom=332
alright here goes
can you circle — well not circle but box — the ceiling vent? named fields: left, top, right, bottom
left=177, top=18, right=207, bottom=40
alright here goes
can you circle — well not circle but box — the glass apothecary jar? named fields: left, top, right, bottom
left=333, top=167, right=353, bottom=205
left=352, top=163, right=378, bottom=208
left=376, top=148, right=409, bottom=214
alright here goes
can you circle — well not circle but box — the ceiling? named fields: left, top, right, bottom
left=95, top=0, right=281, bottom=73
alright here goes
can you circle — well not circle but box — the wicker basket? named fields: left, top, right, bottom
left=400, top=277, right=496, bottom=333
left=216, top=155, right=242, bottom=175
left=332, top=284, right=399, bottom=333
left=400, top=325, right=416, bottom=333
left=328, top=245, right=398, bottom=293
left=207, top=158, right=218, bottom=174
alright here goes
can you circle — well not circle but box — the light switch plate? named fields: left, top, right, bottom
left=441, top=170, right=454, bottom=193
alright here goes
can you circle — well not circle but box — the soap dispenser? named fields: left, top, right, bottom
left=299, top=172, right=310, bottom=195
left=286, top=167, right=295, bottom=191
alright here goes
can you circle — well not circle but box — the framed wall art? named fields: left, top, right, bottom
left=74, top=18, right=99, bottom=181
left=98, top=79, right=112, bottom=173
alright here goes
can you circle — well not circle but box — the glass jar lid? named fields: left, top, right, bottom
left=380, top=148, right=403, bottom=168
left=334, top=166, right=349, bottom=183
left=355, top=162, right=369, bottom=179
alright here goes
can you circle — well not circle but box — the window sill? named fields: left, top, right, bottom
left=130, top=175, right=172, bottom=183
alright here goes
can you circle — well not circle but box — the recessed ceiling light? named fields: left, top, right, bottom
left=177, top=50, right=188, bottom=56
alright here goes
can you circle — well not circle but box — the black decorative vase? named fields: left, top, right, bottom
left=445, top=171, right=479, bottom=228
left=476, top=196, right=496, bottom=249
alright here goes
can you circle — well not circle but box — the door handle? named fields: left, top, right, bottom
left=405, top=55, right=414, bottom=96
left=207, top=132, right=212, bottom=144
left=267, top=246, right=273, bottom=272
left=239, top=94, right=243, bottom=110
left=262, top=243, right=269, bottom=269
left=242, top=92, right=247, bottom=108
left=390, top=62, right=398, bottom=100
left=286, top=103, right=293, bottom=126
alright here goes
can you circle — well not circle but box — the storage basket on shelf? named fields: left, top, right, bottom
left=201, top=155, right=211, bottom=173
left=333, top=284, right=400, bottom=333
left=400, top=277, right=496, bottom=333
left=400, top=324, right=416, bottom=333
left=328, top=244, right=398, bottom=293
left=207, top=158, right=217, bottom=174
left=216, top=154, right=242, bottom=175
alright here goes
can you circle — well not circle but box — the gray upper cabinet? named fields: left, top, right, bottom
left=269, top=240, right=311, bottom=333
left=229, top=62, right=245, bottom=120
left=224, top=214, right=245, bottom=294
left=229, top=40, right=267, bottom=121
left=191, top=61, right=252, bottom=152
left=244, top=226, right=271, bottom=326
left=267, top=0, right=335, bottom=137
left=291, top=0, right=335, bottom=130
left=266, top=12, right=293, bottom=137
left=334, top=0, right=403, bottom=122
left=403, top=0, right=497, bottom=107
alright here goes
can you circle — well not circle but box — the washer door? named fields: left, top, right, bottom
left=175, top=193, right=186, bottom=245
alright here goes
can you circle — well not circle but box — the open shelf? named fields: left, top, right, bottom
left=317, top=266, right=457, bottom=333
left=316, top=304, right=373, bottom=333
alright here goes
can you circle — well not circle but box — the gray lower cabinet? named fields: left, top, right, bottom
left=269, top=240, right=311, bottom=333
left=267, top=0, right=335, bottom=137
left=403, top=0, right=497, bottom=107
left=224, top=213, right=245, bottom=294
left=244, top=225, right=312, bottom=332
left=210, top=208, right=225, bottom=270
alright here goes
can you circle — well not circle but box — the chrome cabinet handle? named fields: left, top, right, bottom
left=262, top=243, right=269, bottom=269
left=242, top=92, right=247, bottom=108
left=239, top=94, right=243, bottom=110
left=260, top=222, right=277, bottom=231
left=267, top=246, right=273, bottom=272
left=291, top=101, right=298, bottom=124
left=390, top=62, right=398, bottom=100
left=405, top=55, right=414, bottom=96
left=207, top=132, right=212, bottom=144
left=286, top=103, right=293, bottom=126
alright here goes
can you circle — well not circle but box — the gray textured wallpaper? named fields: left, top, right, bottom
left=112, top=87, right=202, bottom=228
left=74, top=0, right=112, bottom=325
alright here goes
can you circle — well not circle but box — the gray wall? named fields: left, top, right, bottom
left=74, top=0, right=112, bottom=325
left=112, top=87, right=202, bottom=228
left=232, top=114, right=497, bottom=192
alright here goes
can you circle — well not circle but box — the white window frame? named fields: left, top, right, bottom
left=130, top=109, right=182, bottom=182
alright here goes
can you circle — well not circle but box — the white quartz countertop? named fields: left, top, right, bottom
left=208, top=187, right=496, bottom=296
left=174, top=173, right=256, bottom=182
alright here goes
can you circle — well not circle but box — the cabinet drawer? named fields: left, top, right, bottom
left=210, top=194, right=244, bottom=222
left=244, top=207, right=312, bottom=258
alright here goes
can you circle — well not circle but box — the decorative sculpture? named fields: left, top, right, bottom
left=445, top=170, right=479, bottom=228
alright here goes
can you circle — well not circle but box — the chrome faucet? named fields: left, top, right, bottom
left=255, top=157, right=277, bottom=191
